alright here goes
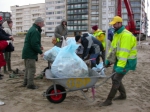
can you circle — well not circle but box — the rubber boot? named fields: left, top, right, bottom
left=7, top=61, right=12, bottom=71
left=113, top=82, right=126, bottom=100
left=3, top=66, right=8, bottom=74
left=100, top=87, right=117, bottom=106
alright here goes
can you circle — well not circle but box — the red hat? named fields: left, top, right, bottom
left=0, top=16, right=3, bottom=21
left=92, top=25, right=98, bottom=31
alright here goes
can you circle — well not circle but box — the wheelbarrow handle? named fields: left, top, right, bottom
left=95, top=72, right=116, bottom=88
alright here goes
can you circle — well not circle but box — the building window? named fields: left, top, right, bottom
left=46, top=22, right=54, bottom=25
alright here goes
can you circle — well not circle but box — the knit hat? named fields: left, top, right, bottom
left=75, top=35, right=81, bottom=42
left=34, top=17, right=44, bottom=23
left=0, top=16, right=3, bottom=21
left=92, top=25, right=98, bottom=31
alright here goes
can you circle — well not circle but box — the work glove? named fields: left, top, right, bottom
left=6, top=41, right=10, bottom=45
left=115, top=66, right=127, bottom=75
left=105, top=60, right=111, bottom=67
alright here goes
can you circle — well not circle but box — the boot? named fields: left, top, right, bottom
left=7, top=61, right=12, bottom=71
left=100, top=87, right=117, bottom=106
left=113, top=82, right=126, bottom=100
left=3, top=66, right=8, bottom=74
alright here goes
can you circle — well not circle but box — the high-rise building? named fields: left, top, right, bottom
left=99, top=0, right=117, bottom=30
left=0, top=11, right=11, bottom=22
left=45, top=0, right=66, bottom=37
left=66, top=0, right=117, bottom=36
left=67, top=0, right=89, bottom=36
left=11, top=3, right=45, bottom=35
left=122, top=0, right=146, bottom=34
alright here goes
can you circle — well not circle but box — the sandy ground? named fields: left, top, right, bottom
left=0, top=36, right=150, bottom=112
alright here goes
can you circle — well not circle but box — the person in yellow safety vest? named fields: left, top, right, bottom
left=91, top=25, right=106, bottom=63
left=92, top=25, right=106, bottom=49
left=100, top=16, right=137, bottom=106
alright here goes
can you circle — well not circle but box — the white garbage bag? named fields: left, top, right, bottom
left=43, top=46, right=60, bottom=62
left=51, top=39, right=88, bottom=78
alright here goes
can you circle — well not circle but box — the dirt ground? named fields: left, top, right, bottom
left=0, top=36, right=150, bottom=112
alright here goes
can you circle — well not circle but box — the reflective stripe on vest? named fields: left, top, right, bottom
left=56, top=38, right=60, bottom=42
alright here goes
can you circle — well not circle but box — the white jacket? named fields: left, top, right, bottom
left=2, top=21, right=13, bottom=44
left=2, top=21, right=12, bottom=35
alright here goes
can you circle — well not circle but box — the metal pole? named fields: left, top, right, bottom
left=138, top=0, right=142, bottom=45
left=105, top=0, right=109, bottom=58
left=146, top=0, right=149, bottom=40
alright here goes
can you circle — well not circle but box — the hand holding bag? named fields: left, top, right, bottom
left=51, top=37, right=57, bottom=45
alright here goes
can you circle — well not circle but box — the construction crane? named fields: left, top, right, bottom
left=117, top=0, right=146, bottom=40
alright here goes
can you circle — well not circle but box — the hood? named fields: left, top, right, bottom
left=2, top=21, right=9, bottom=28
left=60, top=19, right=67, bottom=26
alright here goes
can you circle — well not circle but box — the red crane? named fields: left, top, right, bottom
left=117, top=0, right=146, bottom=40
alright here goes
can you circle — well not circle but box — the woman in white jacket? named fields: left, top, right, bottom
left=2, top=20, right=13, bottom=73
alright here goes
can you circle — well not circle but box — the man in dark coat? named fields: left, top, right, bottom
left=54, top=19, right=68, bottom=47
left=22, top=17, right=44, bottom=89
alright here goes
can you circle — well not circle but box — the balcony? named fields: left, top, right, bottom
left=68, top=23, right=88, bottom=26
left=68, top=28, right=88, bottom=31
left=67, top=0, right=88, bottom=5
left=67, top=12, right=88, bottom=15
left=67, top=6, right=88, bottom=10
left=67, top=17, right=88, bottom=20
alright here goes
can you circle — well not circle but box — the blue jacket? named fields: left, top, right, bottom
left=108, top=28, right=114, bottom=42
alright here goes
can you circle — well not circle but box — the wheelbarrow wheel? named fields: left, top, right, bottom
left=46, top=84, right=66, bottom=103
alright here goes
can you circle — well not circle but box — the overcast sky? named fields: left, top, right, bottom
left=0, top=0, right=45, bottom=12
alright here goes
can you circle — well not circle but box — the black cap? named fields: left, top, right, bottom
left=75, top=35, right=81, bottom=42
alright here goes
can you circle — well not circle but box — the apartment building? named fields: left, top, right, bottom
left=98, top=0, right=116, bottom=30
left=45, top=0, right=66, bottom=37
left=66, top=0, right=116, bottom=36
left=0, top=12, right=11, bottom=22
left=122, top=0, right=146, bottom=33
left=11, top=3, right=45, bottom=35
left=67, top=0, right=88, bottom=36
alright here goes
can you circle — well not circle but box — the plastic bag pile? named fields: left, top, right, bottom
left=51, top=39, right=89, bottom=78
left=92, top=62, right=106, bottom=77
left=43, top=46, right=60, bottom=62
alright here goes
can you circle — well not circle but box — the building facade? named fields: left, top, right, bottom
left=66, top=0, right=147, bottom=36
left=66, top=0, right=117, bottom=36
left=0, top=12, right=11, bottom=22
left=122, top=0, right=146, bottom=34
left=11, top=3, right=45, bottom=35
left=67, top=0, right=89, bottom=36
left=99, top=0, right=116, bottom=30
left=45, top=0, right=66, bottom=37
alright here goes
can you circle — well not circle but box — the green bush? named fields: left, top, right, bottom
left=17, top=32, right=27, bottom=36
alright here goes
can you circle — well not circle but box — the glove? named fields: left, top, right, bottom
left=115, top=66, right=127, bottom=75
left=105, top=60, right=111, bottom=67
left=6, top=41, right=10, bottom=45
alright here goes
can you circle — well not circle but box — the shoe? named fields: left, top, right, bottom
left=100, top=100, right=112, bottom=107
left=27, top=85, right=38, bottom=89
left=0, top=74, right=4, bottom=77
left=20, top=84, right=27, bottom=87
left=82, top=89, right=88, bottom=92
left=113, top=95, right=126, bottom=100
left=0, top=101, right=5, bottom=106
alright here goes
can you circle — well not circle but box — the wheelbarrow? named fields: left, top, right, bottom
left=43, top=68, right=115, bottom=104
